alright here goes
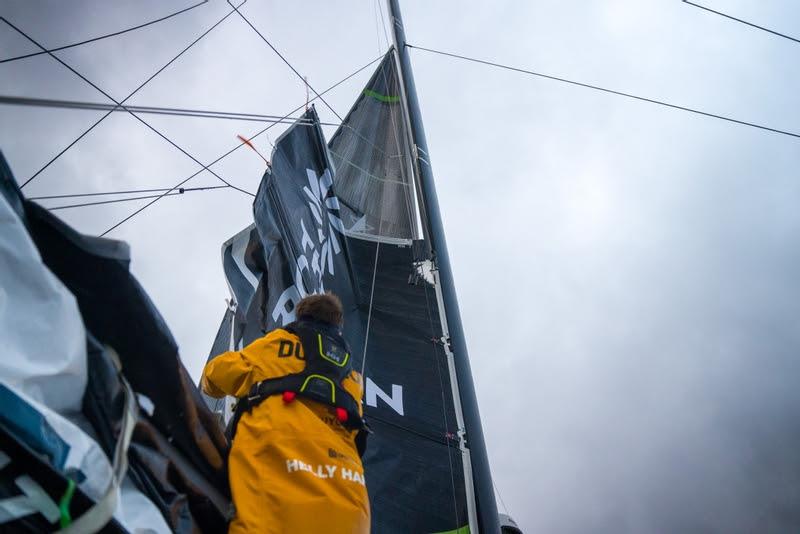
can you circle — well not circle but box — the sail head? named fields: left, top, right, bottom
left=328, top=50, right=419, bottom=241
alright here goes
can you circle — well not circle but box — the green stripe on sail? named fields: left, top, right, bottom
left=363, top=89, right=400, bottom=103
left=431, top=525, right=469, bottom=534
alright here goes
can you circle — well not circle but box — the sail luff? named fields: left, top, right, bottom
left=389, top=45, right=427, bottom=243
left=431, top=266, right=479, bottom=532
left=385, top=1, right=501, bottom=532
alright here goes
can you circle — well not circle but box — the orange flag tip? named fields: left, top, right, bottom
left=237, top=134, right=270, bottom=167
left=237, top=134, right=254, bottom=149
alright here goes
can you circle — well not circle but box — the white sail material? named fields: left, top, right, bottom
left=0, top=194, right=169, bottom=533
left=0, top=194, right=86, bottom=414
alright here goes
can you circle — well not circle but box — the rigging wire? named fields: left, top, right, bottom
left=51, top=193, right=176, bottom=210
left=0, top=92, right=402, bottom=196
left=101, top=53, right=384, bottom=236
left=225, top=0, right=344, bottom=121
left=406, top=44, right=800, bottom=140
left=0, top=93, right=398, bottom=160
left=372, top=0, right=381, bottom=56
left=45, top=186, right=230, bottom=211
left=0, top=95, right=336, bottom=126
left=3, top=18, right=254, bottom=199
left=359, top=241, right=380, bottom=378
left=29, top=184, right=228, bottom=201
left=493, top=479, right=509, bottom=515
left=0, top=0, right=208, bottom=64
left=376, top=0, right=392, bottom=51
left=3, top=0, right=246, bottom=189
left=367, top=413, right=456, bottom=447
left=0, top=94, right=397, bottom=159
left=682, top=0, right=800, bottom=45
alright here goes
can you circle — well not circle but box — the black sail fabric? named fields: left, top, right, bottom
left=252, top=105, right=361, bottom=331
left=332, top=51, right=469, bottom=531
left=328, top=50, right=418, bottom=241
left=348, top=238, right=469, bottom=532
left=206, top=65, right=470, bottom=531
left=205, top=106, right=364, bottom=348
left=202, top=105, right=366, bottom=418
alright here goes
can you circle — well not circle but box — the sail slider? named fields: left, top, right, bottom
left=411, top=143, right=430, bottom=167
left=458, top=428, right=469, bottom=450
left=427, top=335, right=450, bottom=347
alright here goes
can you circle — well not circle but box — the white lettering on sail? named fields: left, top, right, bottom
left=300, top=218, right=314, bottom=255
left=231, top=231, right=259, bottom=290
left=270, top=168, right=345, bottom=326
left=272, top=285, right=301, bottom=325
left=299, top=168, right=343, bottom=288
left=365, top=378, right=404, bottom=416
left=294, top=255, right=311, bottom=298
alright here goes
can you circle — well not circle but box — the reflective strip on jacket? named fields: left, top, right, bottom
left=201, top=327, right=370, bottom=534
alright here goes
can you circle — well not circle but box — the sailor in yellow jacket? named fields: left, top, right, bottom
left=201, top=293, right=370, bottom=534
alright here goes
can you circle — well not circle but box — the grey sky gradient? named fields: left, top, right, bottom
left=2, top=1, right=800, bottom=532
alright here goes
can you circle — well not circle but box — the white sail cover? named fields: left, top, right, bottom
left=0, top=193, right=168, bottom=533
left=0, top=192, right=86, bottom=414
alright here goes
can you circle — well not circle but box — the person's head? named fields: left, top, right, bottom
left=295, top=292, right=344, bottom=326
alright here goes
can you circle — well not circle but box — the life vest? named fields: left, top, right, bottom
left=229, top=318, right=369, bottom=445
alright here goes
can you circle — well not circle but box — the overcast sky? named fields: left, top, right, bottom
left=2, top=1, right=800, bottom=532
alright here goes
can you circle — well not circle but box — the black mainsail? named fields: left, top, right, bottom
left=385, top=1, right=500, bottom=530
left=329, top=49, right=475, bottom=531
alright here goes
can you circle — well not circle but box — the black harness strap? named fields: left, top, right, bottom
left=228, top=319, right=369, bottom=449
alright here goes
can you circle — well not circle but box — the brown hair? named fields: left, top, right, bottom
left=295, top=292, right=344, bottom=326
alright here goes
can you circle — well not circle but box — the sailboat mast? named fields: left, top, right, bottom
left=385, top=2, right=501, bottom=532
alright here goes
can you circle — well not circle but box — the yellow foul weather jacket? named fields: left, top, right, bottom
left=201, top=327, right=370, bottom=534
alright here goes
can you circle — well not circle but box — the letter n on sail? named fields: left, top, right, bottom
left=365, top=378, right=404, bottom=416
